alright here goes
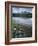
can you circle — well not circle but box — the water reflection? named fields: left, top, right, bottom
left=12, top=17, right=32, bottom=26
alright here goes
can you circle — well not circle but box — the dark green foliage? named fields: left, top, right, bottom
left=12, top=12, right=32, bottom=18
left=11, top=19, right=32, bottom=38
left=11, top=11, right=32, bottom=38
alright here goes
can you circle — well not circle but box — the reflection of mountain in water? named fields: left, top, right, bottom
left=12, top=17, right=32, bottom=26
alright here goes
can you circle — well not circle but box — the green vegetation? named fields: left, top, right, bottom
left=11, top=11, right=32, bottom=38
left=11, top=18, right=32, bottom=38
left=12, top=11, right=32, bottom=18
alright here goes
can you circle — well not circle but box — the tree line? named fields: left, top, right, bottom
left=12, top=12, right=32, bottom=18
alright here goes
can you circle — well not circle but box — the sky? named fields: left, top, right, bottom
left=12, top=7, right=32, bottom=13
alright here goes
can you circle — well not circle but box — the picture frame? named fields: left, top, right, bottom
left=5, top=1, right=37, bottom=45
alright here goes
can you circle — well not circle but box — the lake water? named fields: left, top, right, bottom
left=12, top=17, right=32, bottom=26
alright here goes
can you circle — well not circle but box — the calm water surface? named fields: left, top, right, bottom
left=12, top=17, right=32, bottom=26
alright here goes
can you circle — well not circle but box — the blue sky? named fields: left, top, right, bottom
left=12, top=7, right=32, bottom=13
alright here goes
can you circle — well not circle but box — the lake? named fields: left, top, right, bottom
left=12, top=17, right=32, bottom=26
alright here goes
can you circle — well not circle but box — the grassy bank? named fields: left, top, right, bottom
left=11, top=18, right=32, bottom=38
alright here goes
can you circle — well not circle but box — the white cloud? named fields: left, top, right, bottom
left=12, top=7, right=32, bottom=13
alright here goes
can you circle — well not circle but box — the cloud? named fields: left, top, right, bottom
left=12, top=7, right=32, bottom=13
